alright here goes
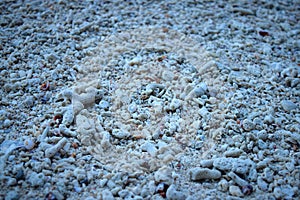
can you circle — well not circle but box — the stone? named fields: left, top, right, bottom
left=218, top=179, right=229, bottom=192
left=262, top=168, right=274, bottom=183
left=258, top=139, right=268, bottom=150
left=242, top=119, right=255, bottom=131
left=200, top=159, right=214, bottom=168
left=141, top=141, right=157, bottom=157
left=28, top=172, right=45, bottom=187
left=228, top=172, right=248, bottom=187
left=166, top=185, right=187, bottom=200
left=23, top=96, right=34, bottom=108
left=62, top=107, right=74, bottom=126
left=224, top=148, right=243, bottom=157
left=229, top=185, right=243, bottom=197
left=263, top=115, right=274, bottom=124
left=5, top=190, right=20, bottom=200
left=111, top=129, right=130, bottom=139
left=189, top=167, right=222, bottom=181
left=257, top=177, right=268, bottom=191
left=213, top=158, right=233, bottom=171
left=273, top=185, right=295, bottom=199
left=281, top=100, right=297, bottom=112
left=101, top=189, right=115, bottom=200
left=154, top=167, right=173, bottom=185
left=45, top=137, right=68, bottom=158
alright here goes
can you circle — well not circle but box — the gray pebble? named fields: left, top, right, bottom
left=224, top=148, right=243, bottom=157
left=3, top=119, right=12, bottom=128
left=62, top=107, right=74, bottom=126
left=228, top=171, right=248, bottom=187
left=51, top=190, right=64, bottom=200
left=247, top=167, right=257, bottom=182
left=189, top=167, right=221, bottom=181
left=263, top=115, right=274, bottom=124
left=213, top=158, right=233, bottom=171
left=258, top=139, right=268, bottom=150
left=257, top=177, right=268, bottom=191
left=154, top=167, right=173, bottom=185
left=166, top=184, right=187, bottom=200
left=111, top=129, right=130, bottom=139
left=242, top=119, right=255, bottom=131
left=229, top=185, right=243, bottom=197
left=141, top=141, right=157, bottom=157
left=45, top=137, right=68, bottom=158
left=102, top=189, right=115, bottom=200
left=141, top=180, right=156, bottom=197
left=273, top=185, right=294, bottom=199
left=118, top=189, right=131, bottom=198
left=218, top=179, right=229, bottom=192
left=28, top=172, right=45, bottom=187
left=281, top=100, right=297, bottom=112
left=5, top=190, right=20, bottom=200
left=200, top=159, right=214, bottom=168
left=99, top=100, right=110, bottom=110
left=262, top=168, right=274, bottom=183
left=107, top=179, right=116, bottom=189
left=23, top=96, right=34, bottom=108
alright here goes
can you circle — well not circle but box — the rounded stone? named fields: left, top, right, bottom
left=281, top=100, right=297, bottom=112
left=189, top=167, right=222, bottom=181
left=229, top=185, right=243, bottom=197
left=28, top=172, right=45, bottom=187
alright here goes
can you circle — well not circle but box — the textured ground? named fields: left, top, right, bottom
left=0, top=0, right=299, bottom=199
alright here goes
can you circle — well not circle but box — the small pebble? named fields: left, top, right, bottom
left=242, top=119, right=255, bottom=131
left=229, top=185, right=243, bottom=197
left=166, top=185, right=187, bottom=200
left=189, top=167, right=222, bottom=181
left=257, top=177, right=268, bottom=191
left=28, top=172, right=45, bottom=187
left=5, top=190, right=20, bottom=200
left=281, top=100, right=297, bottom=112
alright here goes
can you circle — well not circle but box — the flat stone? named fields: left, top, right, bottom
left=189, top=167, right=221, bottom=181
left=281, top=100, right=297, bottom=112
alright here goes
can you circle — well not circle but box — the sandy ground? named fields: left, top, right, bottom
left=0, top=0, right=299, bottom=199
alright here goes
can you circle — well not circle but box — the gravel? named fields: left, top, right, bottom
left=0, top=0, right=299, bottom=199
